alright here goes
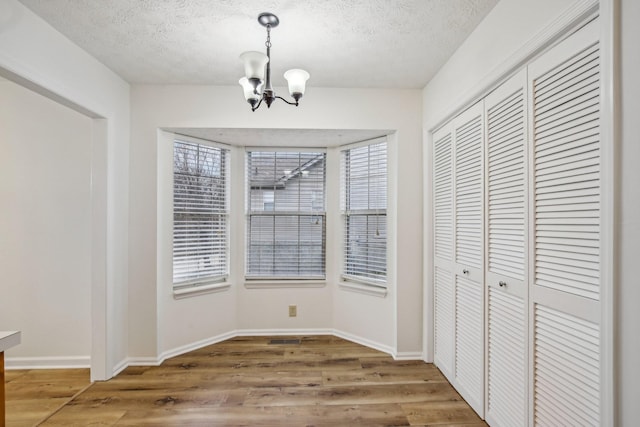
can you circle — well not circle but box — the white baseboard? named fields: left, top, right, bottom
left=5, top=355, right=90, bottom=370
left=126, top=330, right=239, bottom=368
left=125, top=328, right=402, bottom=371
left=126, top=356, right=163, bottom=367
left=393, top=351, right=424, bottom=361
left=112, top=358, right=129, bottom=377
left=4, top=331, right=421, bottom=375
left=332, top=329, right=396, bottom=357
left=126, top=329, right=334, bottom=368
left=235, top=328, right=334, bottom=337
left=158, top=330, right=238, bottom=363
left=235, top=328, right=407, bottom=361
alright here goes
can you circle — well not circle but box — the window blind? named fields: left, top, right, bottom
left=341, top=140, right=387, bottom=285
left=173, top=140, right=229, bottom=287
left=246, top=150, right=326, bottom=279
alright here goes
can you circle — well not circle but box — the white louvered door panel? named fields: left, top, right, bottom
left=484, top=69, right=528, bottom=427
left=455, top=109, right=484, bottom=272
left=434, top=126, right=454, bottom=264
left=528, top=19, right=601, bottom=426
left=533, top=304, right=600, bottom=426
left=487, top=287, right=526, bottom=426
left=452, top=102, right=485, bottom=416
left=434, top=265, right=454, bottom=376
left=432, top=124, right=455, bottom=378
left=455, top=275, right=484, bottom=414
left=486, top=70, right=528, bottom=294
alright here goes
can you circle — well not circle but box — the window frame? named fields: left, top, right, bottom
left=245, top=147, right=328, bottom=281
left=172, top=136, right=230, bottom=291
left=340, top=138, right=388, bottom=288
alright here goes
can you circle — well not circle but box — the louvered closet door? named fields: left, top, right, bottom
left=528, top=19, right=601, bottom=427
left=432, top=124, right=455, bottom=379
left=452, top=101, right=484, bottom=416
left=484, top=69, right=528, bottom=427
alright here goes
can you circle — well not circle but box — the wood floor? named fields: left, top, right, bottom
left=6, top=336, right=486, bottom=426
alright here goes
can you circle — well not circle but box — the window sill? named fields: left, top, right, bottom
left=338, top=281, right=388, bottom=297
left=173, top=282, right=231, bottom=299
left=244, top=280, right=327, bottom=289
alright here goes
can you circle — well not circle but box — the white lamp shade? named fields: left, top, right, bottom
left=239, top=77, right=260, bottom=101
left=284, top=69, right=310, bottom=96
left=240, top=51, right=269, bottom=80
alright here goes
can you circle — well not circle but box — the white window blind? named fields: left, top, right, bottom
left=340, top=140, right=387, bottom=285
left=173, top=139, right=229, bottom=288
left=246, top=150, right=326, bottom=279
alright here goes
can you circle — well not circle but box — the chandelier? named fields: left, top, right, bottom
left=239, top=13, right=310, bottom=111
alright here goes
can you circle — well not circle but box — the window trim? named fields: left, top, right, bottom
left=340, top=137, right=389, bottom=288
left=338, top=280, right=388, bottom=297
left=173, top=281, right=231, bottom=299
left=172, top=135, right=231, bottom=291
left=245, top=148, right=328, bottom=281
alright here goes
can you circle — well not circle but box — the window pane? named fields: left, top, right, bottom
left=341, top=141, right=387, bottom=285
left=173, top=140, right=229, bottom=286
left=246, top=151, right=326, bottom=279
left=341, top=142, right=387, bottom=211
left=344, top=214, right=387, bottom=281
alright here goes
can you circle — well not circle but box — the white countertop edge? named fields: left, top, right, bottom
left=0, top=331, right=21, bottom=352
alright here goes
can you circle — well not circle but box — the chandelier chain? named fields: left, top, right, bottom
left=265, top=25, right=272, bottom=48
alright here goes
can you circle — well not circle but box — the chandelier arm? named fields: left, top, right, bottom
left=274, top=95, right=299, bottom=106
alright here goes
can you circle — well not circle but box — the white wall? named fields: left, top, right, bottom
left=618, top=0, right=640, bottom=424
left=422, top=0, right=577, bottom=128
left=0, top=0, right=130, bottom=380
left=0, top=81, right=91, bottom=365
left=129, top=85, right=423, bottom=358
left=154, top=131, right=238, bottom=357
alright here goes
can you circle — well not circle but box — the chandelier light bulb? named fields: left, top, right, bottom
left=239, top=51, right=269, bottom=83
left=284, top=69, right=310, bottom=101
left=239, top=77, right=261, bottom=105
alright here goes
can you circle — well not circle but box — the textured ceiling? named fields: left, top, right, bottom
left=18, top=0, right=498, bottom=89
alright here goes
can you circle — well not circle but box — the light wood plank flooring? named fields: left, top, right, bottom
left=6, top=336, right=486, bottom=426
left=5, top=368, right=90, bottom=426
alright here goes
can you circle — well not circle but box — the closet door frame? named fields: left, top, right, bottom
left=597, top=1, right=616, bottom=424
left=424, top=2, right=615, bottom=424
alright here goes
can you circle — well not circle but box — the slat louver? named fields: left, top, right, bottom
left=487, top=88, right=526, bottom=280
left=533, top=43, right=601, bottom=300
left=434, top=133, right=453, bottom=261
left=534, top=304, right=600, bottom=426
left=434, top=266, right=454, bottom=375
left=455, top=275, right=483, bottom=411
left=487, top=288, right=526, bottom=426
left=455, top=117, right=483, bottom=269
